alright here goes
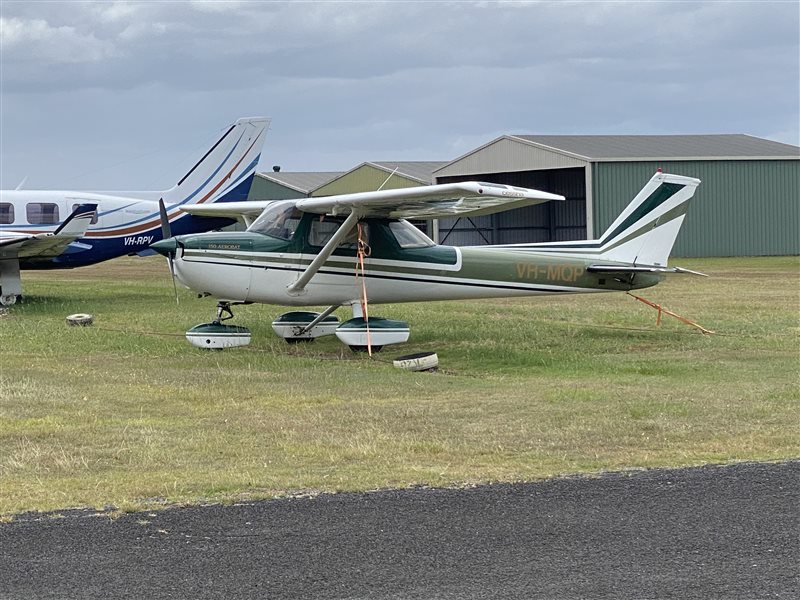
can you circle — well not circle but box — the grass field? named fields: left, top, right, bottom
left=1, top=255, right=798, bottom=516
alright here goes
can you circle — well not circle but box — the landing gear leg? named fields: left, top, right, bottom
left=214, top=301, right=234, bottom=324
left=0, top=259, right=22, bottom=307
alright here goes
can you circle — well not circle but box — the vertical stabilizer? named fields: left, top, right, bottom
left=596, top=172, right=700, bottom=266
left=161, top=117, right=269, bottom=207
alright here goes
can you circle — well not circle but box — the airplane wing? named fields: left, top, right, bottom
left=295, top=181, right=565, bottom=219
left=0, top=203, right=97, bottom=259
left=178, top=182, right=563, bottom=221
left=285, top=182, right=562, bottom=294
left=179, top=201, right=273, bottom=220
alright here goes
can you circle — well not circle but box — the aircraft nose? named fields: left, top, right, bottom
left=150, top=237, right=178, bottom=256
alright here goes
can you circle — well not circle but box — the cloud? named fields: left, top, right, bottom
left=0, top=16, right=117, bottom=64
left=0, top=0, right=797, bottom=189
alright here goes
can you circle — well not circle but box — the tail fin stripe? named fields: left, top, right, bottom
left=176, top=124, right=236, bottom=186
left=601, top=182, right=685, bottom=244
left=174, top=128, right=250, bottom=206
left=595, top=199, right=692, bottom=256
left=211, top=155, right=260, bottom=201
left=194, top=130, right=265, bottom=205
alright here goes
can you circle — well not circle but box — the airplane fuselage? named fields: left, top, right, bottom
left=0, top=189, right=235, bottom=269
left=166, top=218, right=662, bottom=307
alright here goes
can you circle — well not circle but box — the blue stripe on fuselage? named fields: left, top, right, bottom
left=22, top=214, right=235, bottom=269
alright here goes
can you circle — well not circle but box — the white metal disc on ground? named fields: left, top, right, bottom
left=392, top=352, right=439, bottom=372
left=66, top=313, right=94, bottom=326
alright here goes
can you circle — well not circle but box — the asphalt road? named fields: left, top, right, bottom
left=1, top=461, right=798, bottom=599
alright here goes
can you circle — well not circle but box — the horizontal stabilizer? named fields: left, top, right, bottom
left=587, top=264, right=708, bottom=277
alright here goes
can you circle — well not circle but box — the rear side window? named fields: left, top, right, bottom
left=72, top=203, right=98, bottom=224
left=27, top=203, right=60, bottom=225
left=0, top=203, right=13, bottom=225
left=388, top=220, right=434, bottom=248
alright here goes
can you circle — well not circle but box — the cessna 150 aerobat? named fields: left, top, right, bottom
left=151, top=171, right=701, bottom=352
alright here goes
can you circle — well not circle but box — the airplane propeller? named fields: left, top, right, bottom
left=158, top=198, right=180, bottom=305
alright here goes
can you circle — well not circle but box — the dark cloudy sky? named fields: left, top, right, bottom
left=1, top=0, right=798, bottom=190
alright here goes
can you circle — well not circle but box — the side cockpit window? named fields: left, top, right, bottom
left=26, top=203, right=60, bottom=225
left=248, top=201, right=301, bottom=240
left=0, top=203, right=13, bottom=225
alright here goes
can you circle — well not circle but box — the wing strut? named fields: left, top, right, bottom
left=287, top=210, right=361, bottom=295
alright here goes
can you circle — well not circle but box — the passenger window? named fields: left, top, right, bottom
left=308, top=217, right=366, bottom=249
left=26, top=203, right=60, bottom=225
left=0, top=202, right=13, bottom=225
left=72, top=203, right=98, bottom=224
left=388, top=220, right=434, bottom=249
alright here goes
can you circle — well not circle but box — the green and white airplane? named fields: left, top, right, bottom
left=151, top=171, right=701, bottom=351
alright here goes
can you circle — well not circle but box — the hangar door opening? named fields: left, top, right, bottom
left=435, top=167, right=586, bottom=245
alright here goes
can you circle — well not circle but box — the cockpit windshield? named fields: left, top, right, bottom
left=248, top=200, right=302, bottom=240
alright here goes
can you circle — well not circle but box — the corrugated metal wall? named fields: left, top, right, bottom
left=593, top=160, right=800, bottom=257
left=248, top=177, right=307, bottom=201
left=437, top=167, right=586, bottom=245
left=313, top=165, right=420, bottom=196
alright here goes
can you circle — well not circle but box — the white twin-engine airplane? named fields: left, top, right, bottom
left=151, top=170, right=703, bottom=352
left=0, top=117, right=269, bottom=306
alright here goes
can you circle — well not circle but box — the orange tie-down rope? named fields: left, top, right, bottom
left=355, top=223, right=373, bottom=355
left=627, top=292, right=714, bottom=335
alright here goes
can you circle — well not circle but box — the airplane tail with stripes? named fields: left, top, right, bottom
left=160, top=117, right=269, bottom=207
left=594, top=171, right=701, bottom=267
left=498, top=171, right=701, bottom=269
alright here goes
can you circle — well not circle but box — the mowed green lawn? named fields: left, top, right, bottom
left=1, top=256, right=798, bottom=515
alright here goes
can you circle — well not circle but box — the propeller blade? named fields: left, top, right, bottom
left=158, top=198, right=172, bottom=240
left=158, top=198, right=179, bottom=305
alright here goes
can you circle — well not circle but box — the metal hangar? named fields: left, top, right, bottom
left=249, top=170, right=344, bottom=200
left=312, top=161, right=447, bottom=196
left=433, top=134, right=799, bottom=257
